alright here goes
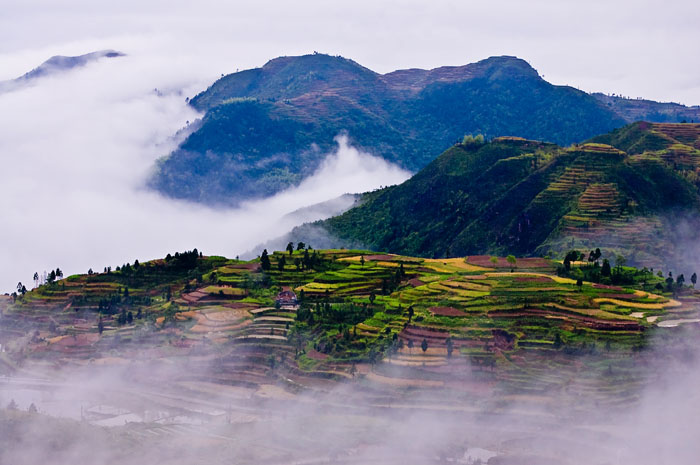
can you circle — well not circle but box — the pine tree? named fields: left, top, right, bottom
left=260, top=249, right=271, bottom=271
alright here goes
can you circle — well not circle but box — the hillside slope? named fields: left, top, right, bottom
left=317, top=123, right=700, bottom=270
left=151, top=54, right=627, bottom=204
left=152, top=54, right=700, bottom=205
left=3, top=248, right=695, bottom=404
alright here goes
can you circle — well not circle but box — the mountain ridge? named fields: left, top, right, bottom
left=0, top=50, right=124, bottom=93
left=154, top=53, right=654, bottom=204
left=309, top=122, right=700, bottom=273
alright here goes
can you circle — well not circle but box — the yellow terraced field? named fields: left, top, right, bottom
left=485, top=272, right=577, bottom=284
left=543, top=303, right=637, bottom=321
left=593, top=298, right=681, bottom=309
left=424, top=258, right=491, bottom=273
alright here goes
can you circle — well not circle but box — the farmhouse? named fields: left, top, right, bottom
left=276, top=289, right=298, bottom=306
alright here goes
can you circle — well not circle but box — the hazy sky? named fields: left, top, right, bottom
left=1, top=0, right=699, bottom=292
left=2, top=0, right=699, bottom=104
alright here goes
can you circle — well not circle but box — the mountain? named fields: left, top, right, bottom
left=153, top=53, right=699, bottom=205
left=0, top=50, right=124, bottom=93
left=312, top=123, right=700, bottom=272
left=593, top=93, right=700, bottom=124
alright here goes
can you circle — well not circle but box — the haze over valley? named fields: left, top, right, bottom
left=2, top=1, right=700, bottom=464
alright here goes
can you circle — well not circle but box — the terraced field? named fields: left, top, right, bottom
left=3, top=248, right=699, bottom=412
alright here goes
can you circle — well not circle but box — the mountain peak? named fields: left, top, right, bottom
left=470, top=55, right=540, bottom=79
left=382, top=55, right=540, bottom=91
left=0, top=49, right=124, bottom=94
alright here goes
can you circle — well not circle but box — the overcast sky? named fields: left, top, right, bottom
left=2, top=0, right=700, bottom=104
left=1, top=0, right=699, bottom=292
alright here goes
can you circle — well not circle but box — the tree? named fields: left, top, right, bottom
left=692, top=272, right=697, bottom=288
left=421, top=338, right=428, bottom=353
left=446, top=337, right=454, bottom=358
left=677, top=274, right=685, bottom=287
left=614, top=255, right=626, bottom=273
left=303, top=249, right=311, bottom=270
left=33, top=272, right=39, bottom=288
left=286, top=242, right=294, bottom=256
left=297, top=242, right=305, bottom=251
left=360, top=255, right=365, bottom=266
left=56, top=268, right=63, bottom=279
left=601, top=259, right=611, bottom=277
left=277, top=255, right=286, bottom=271
left=462, top=134, right=485, bottom=147
left=28, top=403, right=38, bottom=414
left=506, top=255, right=517, bottom=270
left=260, top=249, right=271, bottom=271
left=553, top=332, right=562, bottom=349
left=576, top=278, right=583, bottom=290
left=563, top=250, right=579, bottom=272
left=407, top=339, right=414, bottom=353
left=17, top=282, right=23, bottom=294
left=98, top=316, right=104, bottom=334
left=407, top=306, right=414, bottom=323
left=489, top=256, right=498, bottom=266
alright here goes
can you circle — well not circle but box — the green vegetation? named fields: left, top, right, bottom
left=152, top=54, right=635, bottom=204
left=4, top=248, right=699, bottom=401
left=318, top=123, right=700, bottom=272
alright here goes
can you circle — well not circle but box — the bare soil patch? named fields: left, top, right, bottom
left=429, top=306, right=464, bottom=317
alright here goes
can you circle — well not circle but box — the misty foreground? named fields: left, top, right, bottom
left=2, top=249, right=700, bottom=464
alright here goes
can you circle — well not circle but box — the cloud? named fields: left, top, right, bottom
left=0, top=53, right=410, bottom=293
left=0, top=1, right=698, bottom=104
left=5, top=327, right=700, bottom=464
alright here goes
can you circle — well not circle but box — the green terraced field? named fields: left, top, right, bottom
left=2, top=247, right=700, bottom=408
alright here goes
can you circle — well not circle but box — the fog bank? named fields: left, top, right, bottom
left=0, top=53, right=410, bottom=293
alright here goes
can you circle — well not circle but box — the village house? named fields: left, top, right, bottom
left=275, top=288, right=298, bottom=307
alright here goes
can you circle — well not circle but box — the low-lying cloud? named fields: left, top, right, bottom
left=0, top=52, right=410, bottom=293
left=4, top=325, right=700, bottom=464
